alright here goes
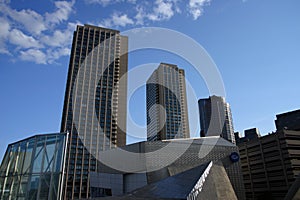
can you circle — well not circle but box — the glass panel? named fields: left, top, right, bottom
left=18, top=175, right=29, bottom=199
left=3, top=176, right=13, bottom=198
left=2, top=185, right=10, bottom=199
left=55, top=139, right=64, bottom=173
left=23, top=139, right=35, bottom=174
left=32, top=140, right=45, bottom=173
left=43, top=139, right=56, bottom=173
left=28, top=175, right=39, bottom=200
left=39, top=174, right=51, bottom=200
left=0, top=146, right=11, bottom=176
left=49, top=174, right=60, bottom=200
left=8, top=144, right=19, bottom=175
left=10, top=175, right=19, bottom=199
left=0, top=177, right=4, bottom=198
left=16, top=142, right=26, bottom=174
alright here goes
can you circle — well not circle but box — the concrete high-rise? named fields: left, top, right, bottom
left=237, top=109, right=300, bottom=199
left=238, top=130, right=300, bottom=199
left=235, top=128, right=261, bottom=144
left=198, top=95, right=235, bottom=144
left=275, top=109, right=300, bottom=131
left=60, top=24, right=128, bottom=199
left=146, top=63, right=190, bottom=141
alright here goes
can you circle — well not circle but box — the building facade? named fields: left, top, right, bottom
left=235, top=128, right=261, bottom=144
left=275, top=109, right=300, bottom=131
left=89, top=137, right=246, bottom=200
left=238, top=130, right=300, bottom=200
left=198, top=95, right=235, bottom=144
left=146, top=63, right=190, bottom=141
left=0, top=133, right=68, bottom=200
left=60, top=24, right=128, bottom=199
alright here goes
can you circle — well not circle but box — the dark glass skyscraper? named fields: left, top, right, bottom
left=198, top=95, right=235, bottom=144
left=146, top=63, right=190, bottom=141
left=60, top=24, right=128, bottom=199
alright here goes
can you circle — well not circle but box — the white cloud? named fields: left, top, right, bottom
left=9, top=29, right=42, bottom=49
left=0, top=1, right=76, bottom=64
left=127, top=0, right=136, bottom=3
left=173, top=0, right=182, bottom=13
left=85, top=0, right=110, bottom=6
left=0, top=48, right=10, bottom=55
left=41, top=23, right=74, bottom=47
left=0, top=17, right=11, bottom=54
left=1, top=0, right=213, bottom=64
left=188, top=0, right=211, bottom=20
left=20, top=49, right=47, bottom=64
left=47, top=47, right=70, bottom=64
left=112, top=13, right=134, bottom=27
left=0, top=17, right=10, bottom=38
left=135, top=6, right=146, bottom=25
left=102, top=13, right=134, bottom=27
left=45, top=1, right=75, bottom=27
left=148, top=0, right=174, bottom=21
left=85, top=0, right=136, bottom=6
left=19, top=47, right=70, bottom=65
left=88, top=0, right=212, bottom=28
left=0, top=3, right=46, bottom=35
left=101, top=0, right=181, bottom=27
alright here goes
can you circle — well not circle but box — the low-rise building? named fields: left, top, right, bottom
left=0, top=133, right=68, bottom=200
left=88, top=137, right=246, bottom=200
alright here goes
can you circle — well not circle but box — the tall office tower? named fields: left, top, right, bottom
left=198, top=95, right=235, bottom=144
left=146, top=63, right=190, bottom=141
left=60, top=24, right=128, bottom=199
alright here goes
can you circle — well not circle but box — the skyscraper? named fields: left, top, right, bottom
left=198, top=95, right=235, bottom=144
left=60, top=24, right=128, bottom=199
left=146, top=63, right=190, bottom=141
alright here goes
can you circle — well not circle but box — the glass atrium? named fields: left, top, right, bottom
left=0, top=133, right=68, bottom=200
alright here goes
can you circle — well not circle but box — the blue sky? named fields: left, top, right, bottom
left=0, top=0, right=300, bottom=159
